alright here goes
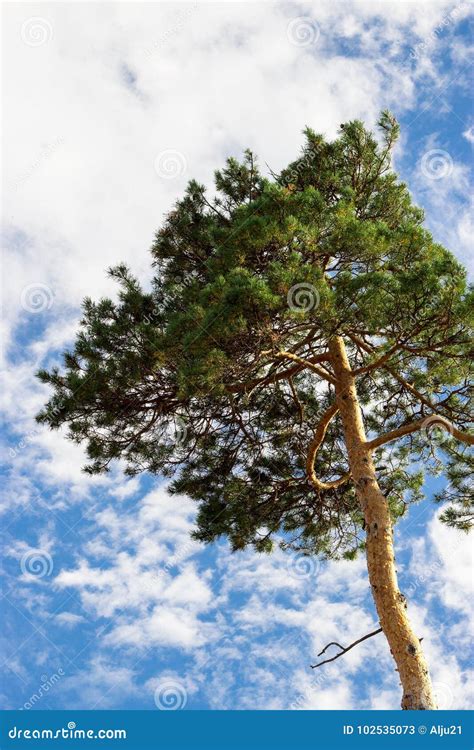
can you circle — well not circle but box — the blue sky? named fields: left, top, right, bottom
left=1, top=1, right=473, bottom=712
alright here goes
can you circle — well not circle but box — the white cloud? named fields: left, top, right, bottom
left=52, top=486, right=214, bottom=650
left=410, top=135, right=473, bottom=275
left=3, top=0, right=469, bottom=339
left=60, top=656, right=140, bottom=709
left=407, top=513, right=474, bottom=619
left=463, top=124, right=474, bottom=143
left=54, top=612, right=86, bottom=628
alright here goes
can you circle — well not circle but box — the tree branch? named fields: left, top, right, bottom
left=366, top=416, right=474, bottom=450
left=311, top=627, right=383, bottom=668
left=350, top=322, right=455, bottom=377
left=289, top=376, right=304, bottom=425
left=352, top=340, right=410, bottom=376
left=226, top=354, right=331, bottom=393
left=306, top=403, right=351, bottom=491
left=275, top=351, right=337, bottom=385
left=348, top=332, right=471, bottom=423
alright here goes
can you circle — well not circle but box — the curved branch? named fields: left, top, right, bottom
left=366, top=416, right=474, bottom=451
left=306, top=403, right=351, bottom=491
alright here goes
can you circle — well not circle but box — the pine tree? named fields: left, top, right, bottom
left=37, top=112, right=473, bottom=710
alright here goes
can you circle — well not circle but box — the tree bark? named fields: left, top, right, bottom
left=328, top=336, right=437, bottom=710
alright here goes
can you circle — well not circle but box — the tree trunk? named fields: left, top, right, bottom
left=328, top=336, right=437, bottom=710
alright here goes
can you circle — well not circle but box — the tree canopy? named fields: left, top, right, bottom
left=37, top=111, right=473, bottom=561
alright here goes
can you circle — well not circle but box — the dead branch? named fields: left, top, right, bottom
left=311, top=627, right=383, bottom=668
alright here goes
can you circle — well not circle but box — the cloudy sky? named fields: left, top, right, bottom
left=1, top=1, right=473, bottom=712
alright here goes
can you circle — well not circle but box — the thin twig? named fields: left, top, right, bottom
left=311, top=627, right=383, bottom=668
left=318, top=641, right=345, bottom=655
